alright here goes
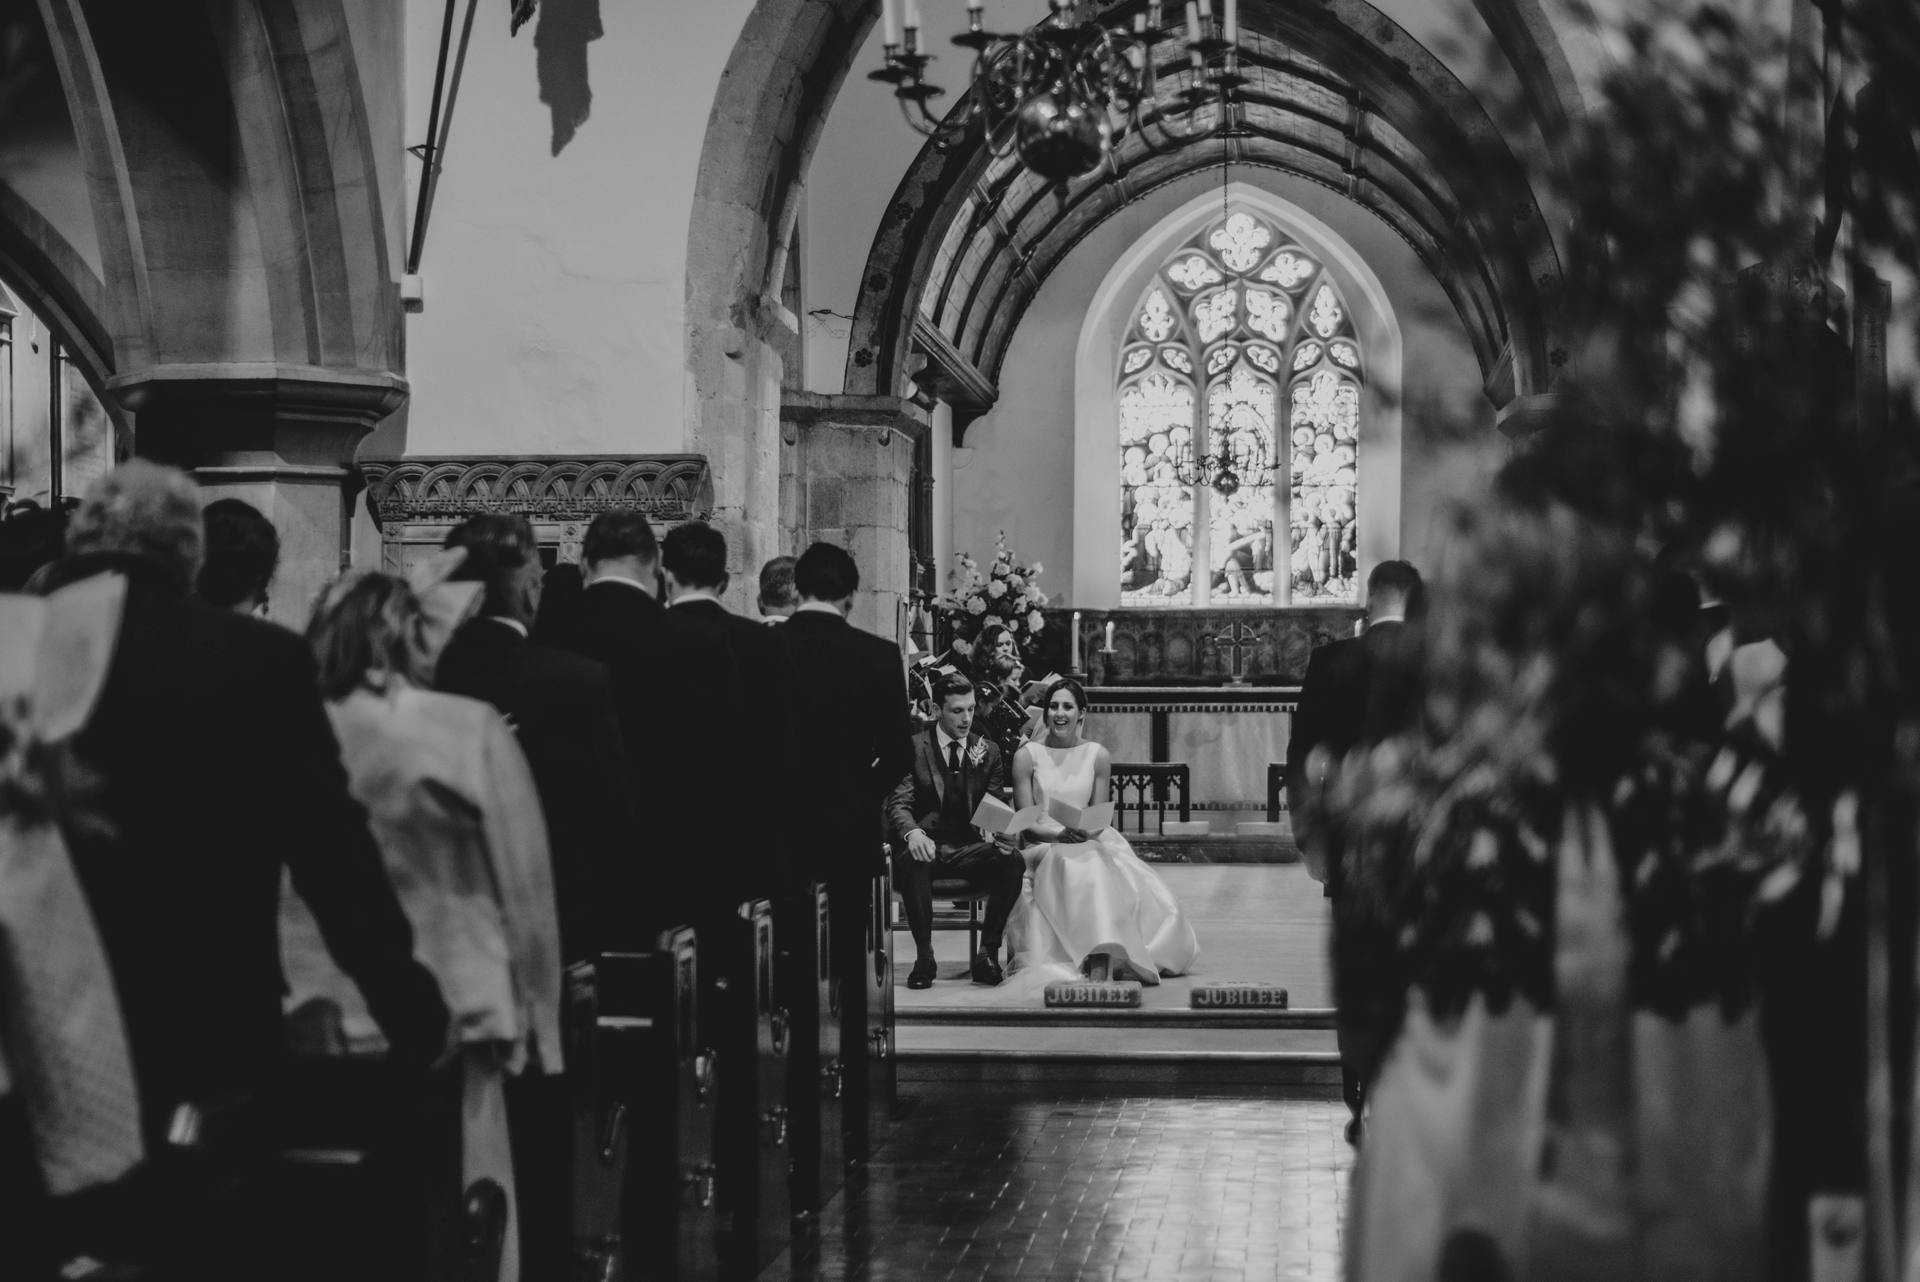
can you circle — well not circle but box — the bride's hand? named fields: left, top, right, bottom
left=1057, top=827, right=1093, bottom=844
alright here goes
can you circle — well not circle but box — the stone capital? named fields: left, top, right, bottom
left=780, top=391, right=929, bottom=443
left=108, top=363, right=408, bottom=471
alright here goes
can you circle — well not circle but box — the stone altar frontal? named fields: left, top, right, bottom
left=1086, top=687, right=1298, bottom=817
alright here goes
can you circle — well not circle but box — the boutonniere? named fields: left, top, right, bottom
left=967, top=739, right=989, bottom=768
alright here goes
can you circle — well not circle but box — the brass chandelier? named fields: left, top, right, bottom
left=869, top=0, right=1247, bottom=187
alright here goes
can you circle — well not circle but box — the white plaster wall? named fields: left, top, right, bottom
left=392, top=0, right=752, bottom=456
left=949, top=167, right=1498, bottom=609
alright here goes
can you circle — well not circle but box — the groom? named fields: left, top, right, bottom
left=887, top=672, right=1024, bottom=988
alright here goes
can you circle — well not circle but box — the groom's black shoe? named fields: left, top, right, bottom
left=906, top=957, right=938, bottom=990
left=970, top=953, right=1005, bottom=986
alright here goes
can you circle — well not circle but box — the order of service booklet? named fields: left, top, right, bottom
left=970, top=792, right=1114, bottom=837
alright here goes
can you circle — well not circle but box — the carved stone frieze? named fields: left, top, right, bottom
left=357, top=454, right=713, bottom=572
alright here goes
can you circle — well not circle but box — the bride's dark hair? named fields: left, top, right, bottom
left=1043, top=676, right=1088, bottom=713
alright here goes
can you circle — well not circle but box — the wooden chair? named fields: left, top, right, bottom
left=1108, top=762, right=1191, bottom=834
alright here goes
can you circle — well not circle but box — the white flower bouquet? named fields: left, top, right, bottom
left=938, top=531, right=1047, bottom=656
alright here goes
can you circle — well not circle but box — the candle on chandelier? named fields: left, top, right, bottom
left=881, top=0, right=900, bottom=47
left=1224, top=0, right=1239, bottom=43
left=904, top=0, right=920, bottom=33
left=1184, top=1, right=1202, bottom=44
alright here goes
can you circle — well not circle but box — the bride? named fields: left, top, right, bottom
left=1005, top=678, right=1200, bottom=984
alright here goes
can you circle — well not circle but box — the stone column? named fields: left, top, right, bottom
left=780, top=392, right=927, bottom=638
left=110, top=365, right=406, bottom=627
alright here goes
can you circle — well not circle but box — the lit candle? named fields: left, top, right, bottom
left=1185, top=1, right=1202, bottom=44
left=1224, top=0, right=1239, bottom=43
left=882, top=0, right=900, bottom=48
left=1105, top=620, right=1117, bottom=652
left=1071, top=611, right=1083, bottom=670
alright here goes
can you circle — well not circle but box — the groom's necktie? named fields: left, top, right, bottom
left=940, top=739, right=968, bottom=836
left=947, top=741, right=962, bottom=776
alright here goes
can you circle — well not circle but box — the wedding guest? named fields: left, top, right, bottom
left=968, top=622, right=1033, bottom=765
left=661, top=521, right=789, bottom=906
left=436, top=514, right=632, bottom=962
left=0, top=500, right=69, bottom=591
left=757, top=553, right=798, bottom=622
left=46, top=461, right=449, bottom=1278
left=1287, top=558, right=1424, bottom=1146
left=566, top=510, right=664, bottom=781
left=530, top=560, right=586, bottom=649
left=295, top=569, right=564, bottom=1282
left=197, top=498, right=279, bottom=616
left=886, top=672, right=1022, bottom=987
left=771, top=541, right=914, bottom=926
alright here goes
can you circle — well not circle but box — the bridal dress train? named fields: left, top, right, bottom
left=1004, top=741, right=1200, bottom=986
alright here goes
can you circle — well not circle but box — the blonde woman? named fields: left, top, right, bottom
left=284, top=570, right=562, bottom=1282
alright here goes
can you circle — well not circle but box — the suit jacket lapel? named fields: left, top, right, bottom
left=924, top=731, right=946, bottom=804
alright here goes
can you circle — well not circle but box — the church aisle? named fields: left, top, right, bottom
left=770, top=1092, right=1352, bottom=1281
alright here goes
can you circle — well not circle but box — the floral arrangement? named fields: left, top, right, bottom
left=938, top=532, right=1047, bottom=657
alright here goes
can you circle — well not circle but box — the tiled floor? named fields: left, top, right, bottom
left=772, top=1092, right=1353, bottom=1281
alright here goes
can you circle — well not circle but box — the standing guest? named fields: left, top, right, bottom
left=42, top=461, right=450, bottom=1279
left=660, top=521, right=791, bottom=907
left=435, top=514, right=631, bottom=962
left=566, top=510, right=664, bottom=782
left=530, top=560, right=586, bottom=648
left=969, top=622, right=1035, bottom=764
left=886, top=672, right=1022, bottom=987
left=757, top=554, right=798, bottom=622
left=294, top=570, right=563, bottom=1282
left=196, top=497, right=279, bottom=616
left=770, top=542, right=915, bottom=946
left=1286, top=558, right=1424, bottom=1146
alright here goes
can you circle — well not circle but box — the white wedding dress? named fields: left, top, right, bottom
left=1004, top=741, right=1200, bottom=986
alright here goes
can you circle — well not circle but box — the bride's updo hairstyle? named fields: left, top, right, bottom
left=1043, top=676, right=1089, bottom=718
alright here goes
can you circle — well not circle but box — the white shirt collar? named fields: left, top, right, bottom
left=589, top=574, right=655, bottom=597
left=795, top=600, right=844, bottom=617
left=486, top=616, right=529, bottom=638
left=667, top=588, right=723, bottom=609
left=935, top=727, right=968, bottom=758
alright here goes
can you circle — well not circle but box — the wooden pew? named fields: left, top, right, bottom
left=775, top=882, right=845, bottom=1222
left=712, top=899, right=793, bottom=1275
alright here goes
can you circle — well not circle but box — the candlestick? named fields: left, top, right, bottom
left=1070, top=611, right=1083, bottom=671
left=881, top=0, right=900, bottom=49
left=1104, top=619, right=1116, bottom=652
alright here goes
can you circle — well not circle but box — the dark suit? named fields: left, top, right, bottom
left=50, top=553, right=449, bottom=1137
left=434, top=617, right=631, bottom=963
left=771, top=608, right=915, bottom=887
left=885, top=729, right=1023, bottom=957
left=1284, top=618, right=1421, bottom=1126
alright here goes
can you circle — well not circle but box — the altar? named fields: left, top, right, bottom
left=1034, top=605, right=1364, bottom=840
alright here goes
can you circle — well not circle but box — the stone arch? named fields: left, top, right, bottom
left=0, top=177, right=120, bottom=417
left=682, top=0, right=880, bottom=578
left=844, top=0, right=1570, bottom=412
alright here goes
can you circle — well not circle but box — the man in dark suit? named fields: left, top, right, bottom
left=1285, top=558, right=1424, bottom=1146
left=433, top=515, right=631, bottom=1282
left=659, top=521, right=792, bottom=906
left=771, top=543, right=915, bottom=901
left=46, top=462, right=449, bottom=1274
left=886, top=672, right=1023, bottom=987
left=436, top=514, right=631, bottom=963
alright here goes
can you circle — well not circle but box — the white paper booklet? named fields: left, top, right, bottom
left=1047, top=796, right=1114, bottom=835
left=0, top=573, right=126, bottom=741
left=970, top=793, right=1044, bottom=836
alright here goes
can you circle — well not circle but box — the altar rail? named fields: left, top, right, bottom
left=1029, top=606, right=1360, bottom=685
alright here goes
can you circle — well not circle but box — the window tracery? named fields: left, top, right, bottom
left=1116, top=210, right=1364, bottom=606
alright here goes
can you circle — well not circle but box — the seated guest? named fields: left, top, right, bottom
left=436, top=514, right=631, bottom=962
left=886, top=672, right=1024, bottom=988
left=45, top=462, right=449, bottom=1279
left=757, top=553, right=798, bottom=622
left=292, top=569, right=564, bottom=1282
left=969, top=622, right=1035, bottom=765
left=196, top=497, right=279, bottom=616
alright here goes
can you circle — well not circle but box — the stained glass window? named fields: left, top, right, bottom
left=1116, top=209, right=1365, bottom=606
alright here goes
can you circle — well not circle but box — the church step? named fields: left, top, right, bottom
left=895, top=1048, right=1342, bottom=1094
left=898, top=1005, right=1337, bottom=1030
